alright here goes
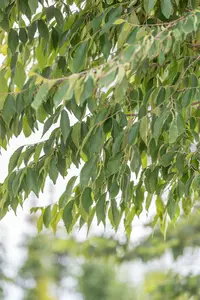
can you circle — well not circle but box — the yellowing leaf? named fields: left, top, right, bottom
left=140, top=116, right=148, bottom=145
left=14, top=62, right=26, bottom=89
left=114, top=19, right=126, bottom=25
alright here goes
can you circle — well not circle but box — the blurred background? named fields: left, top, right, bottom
left=1, top=180, right=200, bottom=300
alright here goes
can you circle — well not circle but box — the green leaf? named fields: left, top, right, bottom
left=144, top=0, right=156, bottom=13
left=71, top=42, right=87, bottom=73
left=42, top=116, right=53, bottom=137
left=176, top=153, right=185, bottom=173
left=80, top=156, right=96, bottom=187
left=31, top=83, right=52, bottom=110
left=169, top=118, right=179, bottom=144
left=8, top=29, right=19, bottom=54
left=182, top=16, right=194, bottom=34
left=60, top=110, right=70, bottom=143
left=81, top=187, right=93, bottom=214
left=153, top=110, right=169, bottom=144
left=140, top=116, right=148, bottom=145
left=37, top=212, right=43, bottom=233
left=96, top=193, right=106, bottom=225
left=49, top=157, right=58, bottom=184
left=38, top=20, right=49, bottom=41
left=71, top=122, right=81, bottom=149
left=28, top=0, right=38, bottom=13
left=156, top=196, right=164, bottom=219
left=19, top=28, right=28, bottom=44
left=53, top=7, right=64, bottom=28
left=167, top=196, right=177, bottom=220
left=112, top=132, right=123, bottom=155
left=182, top=197, right=192, bottom=215
left=59, top=176, right=77, bottom=208
left=161, top=0, right=173, bottom=19
left=90, top=127, right=104, bottom=154
left=161, top=152, right=175, bottom=167
left=99, top=68, right=117, bottom=87
left=130, top=145, right=141, bottom=176
left=63, top=201, right=74, bottom=233
left=34, top=142, right=44, bottom=163
left=53, top=81, right=69, bottom=106
left=128, top=122, right=139, bottom=144
left=43, top=206, right=51, bottom=228
left=106, top=153, right=122, bottom=177
left=26, top=168, right=39, bottom=197
left=52, top=27, right=59, bottom=49
left=0, top=72, right=8, bottom=109
left=8, top=146, right=24, bottom=173
left=81, top=76, right=94, bottom=104
left=177, top=113, right=185, bottom=135
left=2, top=95, right=16, bottom=125
left=23, top=116, right=32, bottom=137
left=109, top=198, right=121, bottom=230
left=14, top=62, right=26, bottom=89
left=182, top=89, right=193, bottom=108
left=28, top=21, right=37, bottom=42
left=146, top=193, right=153, bottom=211
left=0, top=0, right=9, bottom=9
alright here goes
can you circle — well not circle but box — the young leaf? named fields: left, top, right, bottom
left=140, top=116, right=148, bottom=145
left=43, top=206, right=51, bottom=228
left=14, top=62, right=26, bottom=89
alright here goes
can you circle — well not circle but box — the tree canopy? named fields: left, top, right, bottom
left=0, top=0, right=200, bottom=235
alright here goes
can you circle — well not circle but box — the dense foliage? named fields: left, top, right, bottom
left=1, top=0, right=200, bottom=234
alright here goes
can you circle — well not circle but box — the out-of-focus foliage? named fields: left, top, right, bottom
left=144, top=272, right=200, bottom=300
left=78, top=262, right=135, bottom=300
left=131, top=210, right=200, bottom=261
left=18, top=233, right=135, bottom=300
left=18, top=234, right=69, bottom=300
left=0, top=210, right=200, bottom=299
left=48, top=210, right=200, bottom=263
